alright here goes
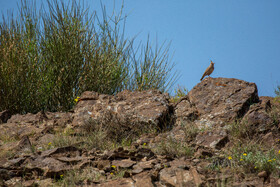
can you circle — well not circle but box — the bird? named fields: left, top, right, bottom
left=200, top=60, right=215, bottom=81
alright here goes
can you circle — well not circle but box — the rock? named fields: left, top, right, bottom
left=194, top=148, right=213, bottom=158
left=112, top=159, right=136, bottom=169
left=15, top=135, right=33, bottom=154
left=0, top=110, right=11, bottom=124
left=96, top=160, right=111, bottom=171
left=73, top=90, right=171, bottom=130
left=195, top=130, right=229, bottom=149
left=175, top=97, right=199, bottom=123
left=242, top=102, right=273, bottom=134
left=133, top=172, right=154, bottom=187
left=176, top=78, right=259, bottom=127
left=35, top=178, right=54, bottom=187
left=258, top=170, right=268, bottom=178
left=190, top=167, right=204, bottom=187
left=169, top=159, right=190, bottom=169
left=98, top=178, right=135, bottom=187
left=135, top=159, right=157, bottom=169
left=159, top=167, right=195, bottom=186
left=40, top=146, right=80, bottom=158
left=3, top=157, right=26, bottom=168
left=25, top=157, right=71, bottom=177
left=22, top=180, right=35, bottom=187
left=131, top=165, right=143, bottom=174
left=8, top=111, right=48, bottom=125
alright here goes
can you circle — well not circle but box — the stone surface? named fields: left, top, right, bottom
left=196, top=130, right=229, bottom=149
left=159, top=167, right=195, bottom=186
left=73, top=90, right=171, bottom=129
left=176, top=77, right=259, bottom=127
left=112, top=159, right=136, bottom=168
left=0, top=78, right=279, bottom=186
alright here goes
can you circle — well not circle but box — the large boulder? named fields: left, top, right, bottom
left=175, top=77, right=259, bottom=127
left=73, top=90, right=171, bottom=129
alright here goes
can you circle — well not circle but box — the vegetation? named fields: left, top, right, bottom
left=275, top=85, right=280, bottom=97
left=0, top=0, right=178, bottom=114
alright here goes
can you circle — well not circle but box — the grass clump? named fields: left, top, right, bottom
left=153, top=137, right=193, bottom=158
left=170, top=85, right=188, bottom=103
left=226, top=142, right=280, bottom=176
left=53, top=167, right=103, bottom=186
left=0, top=0, right=178, bottom=114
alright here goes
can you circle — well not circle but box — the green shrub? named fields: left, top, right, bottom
left=0, top=0, right=178, bottom=114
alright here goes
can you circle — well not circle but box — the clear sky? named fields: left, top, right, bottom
left=1, top=0, right=280, bottom=96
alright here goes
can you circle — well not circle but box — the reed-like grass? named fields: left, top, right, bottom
left=0, top=0, right=178, bottom=114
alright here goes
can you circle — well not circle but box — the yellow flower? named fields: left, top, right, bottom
left=228, top=156, right=232, bottom=160
left=268, top=160, right=272, bottom=162
left=60, top=174, right=63, bottom=179
left=278, top=150, right=280, bottom=154
left=243, top=153, right=247, bottom=156
left=273, top=158, right=276, bottom=161
left=240, top=159, right=243, bottom=161
left=74, top=97, right=80, bottom=103
left=110, top=172, right=114, bottom=175
left=48, top=142, right=52, bottom=146
left=143, top=143, right=147, bottom=146
left=111, top=165, right=116, bottom=169
left=254, top=166, right=257, bottom=169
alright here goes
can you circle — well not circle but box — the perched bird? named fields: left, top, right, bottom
left=200, top=60, right=215, bottom=81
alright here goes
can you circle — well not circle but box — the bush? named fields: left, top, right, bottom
left=0, top=0, right=178, bottom=114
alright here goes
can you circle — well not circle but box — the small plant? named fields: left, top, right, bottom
left=153, top=137, right=193, bottom=158
left=226, top=142, right=280, bottom=175
left=182, top=122, right=201, bottom=142
left=170, top=85, right=188, bottom=103
left=53, top=167, right=103, bottom=186
left=228, top=120, right=253, bottom=139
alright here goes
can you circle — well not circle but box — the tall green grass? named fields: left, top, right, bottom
left=0, top=0, right=178, bottom=114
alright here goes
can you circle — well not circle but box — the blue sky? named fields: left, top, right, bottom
left=1, top=0, right=280, bottom=96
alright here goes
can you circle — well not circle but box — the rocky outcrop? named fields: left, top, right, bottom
left=73, top=90, right=171, bottom=129
left=175, top=77, right=259, bottom=127
left=1, top=77, right=280, bottom=186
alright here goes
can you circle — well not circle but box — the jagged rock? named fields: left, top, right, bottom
left=96, top=160, right=111, bottom=171
left=260, top=132, right=275, bottom=146
left=242, top=101, right=273, bottom=133
left=25, top=157, right=71, bottom=177
left=175, top=98, right=199, bottom=123
left=40, top=146, right=81, bottom=158
left=194, top=147, right=213, bottom=158
left=176, top=78, right=259, bottom=127
left=112, top=159, right=136, bottom=168
left=73, top=90, right=171, bottom=130
left=169, top=159, right=190, bottom=170
left=15, top=135, right=33, bottom=154
left=0, top=110, right=11, bottom=124
left=190, top=167, right=204, bottom=187
left=132, top=165, right=143, bottom=174
left=98, top=178, right=135, bottom=187
left=159, top=167, right=195, bottom=186
left=133, top=171, right=154, bottom=187
left=8, top=111, right=48, bottom=124
left=196, top=130, right=229, bottom=149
